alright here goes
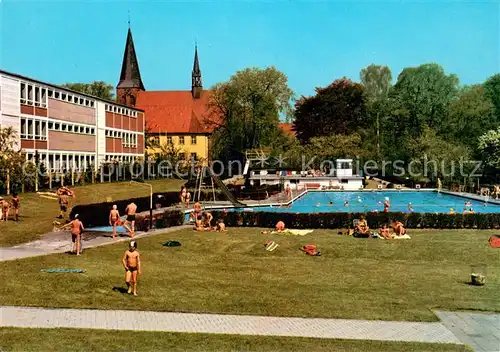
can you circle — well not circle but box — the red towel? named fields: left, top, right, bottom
left=489, top=235, right=500, bottom=248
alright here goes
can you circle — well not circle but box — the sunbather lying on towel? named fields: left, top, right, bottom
left=261, top=221, right=286, bottom=234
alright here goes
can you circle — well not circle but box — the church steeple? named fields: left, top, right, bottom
left=191, top=44, right=202, bottom=99
left=116, top=27, right=144, bottom=106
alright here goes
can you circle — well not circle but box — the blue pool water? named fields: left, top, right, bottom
left=88, top=225, right=129, bottom=233
left=240, top=191, right=500, bottom=214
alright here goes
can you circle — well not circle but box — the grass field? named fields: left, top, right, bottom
left=1, top=228, right=498, bottom=322
left=0, top=327, right=469, bottom=352
left=0, top=179, right=184, bottom=246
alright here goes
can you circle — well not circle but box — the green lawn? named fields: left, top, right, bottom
left=0, top=328, right=469, bottom=352
left=1, top=228, right=498, bottom=322
left=0, top=179, right=184, bottom=246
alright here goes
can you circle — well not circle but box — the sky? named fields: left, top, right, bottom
left=0, top=0, right=499, bottom=98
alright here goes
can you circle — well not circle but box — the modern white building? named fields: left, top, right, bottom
left=248, top=159, right=364, bottom=190
left=0, top=70, right=145, bottom=171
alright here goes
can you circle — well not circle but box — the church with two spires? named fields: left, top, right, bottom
left=115, top=28, right=214, bottom=161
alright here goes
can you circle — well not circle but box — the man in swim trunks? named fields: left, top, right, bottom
left=11, top=192, right=20, bottom=222
left=109, top=205, right=120, bottom=240
left=0, top=196, right=9, bottom=221
left=61, top=214, right=84, bottom=255
left=123, top=202, right=137, bottom=237
left=122, top=241, right=141, bottom=296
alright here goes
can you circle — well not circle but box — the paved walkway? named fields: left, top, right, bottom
left=1, top=306, right=461, bottom=345
left=0, top=225, right=191, bottom=262
left=436, top=311, right=500, bottom=352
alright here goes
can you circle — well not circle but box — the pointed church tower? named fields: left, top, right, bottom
left=191, top=45, right=202, bottom=99
left=116, top=27, right=145, bottom=106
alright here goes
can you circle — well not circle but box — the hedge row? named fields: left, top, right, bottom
left=135, top=210, right=185, bottom=231
left=206, top=211, right=500, bottom=230
left=70, top=190, right=223, bottom=228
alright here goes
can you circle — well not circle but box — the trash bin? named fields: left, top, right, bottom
left=471, top=264, right=486, bottom=286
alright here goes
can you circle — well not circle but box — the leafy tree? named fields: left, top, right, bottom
left=483, top=74, right=500, bottom=123
left=441, top=85, right=496, bottom=148
left=283, top=134, right=370, bottom=170
left=360, top=64, right=392, bottom=158
left=406, top=128, right=472, bottom=182
left=61, top=81, right=114, bottom=100
left=478, top=127, right=500, bottom=170
left=390, top=63, right=459, bottom=138
left=0, top=127, right=25, bottom=193
left=294, top=78, right=367, bottom=143
left=206, top=66, right=295, bottom=163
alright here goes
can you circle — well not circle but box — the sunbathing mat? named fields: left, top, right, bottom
left=275, top=229, right=314, bottom=236
left=393, top=234, right=411, bottom=240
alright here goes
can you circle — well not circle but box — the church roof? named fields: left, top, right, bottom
left=136, top=90, right=219, bottom=134
left=117, top=28, right=145, bottom=90
left=279, top=123, right=296, bottom=137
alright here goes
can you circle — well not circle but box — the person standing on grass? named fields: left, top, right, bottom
left=109, top=205, right=120, bottom=240
left=11, top=192, right=20, bottom=222
left=57, top=187, right=74, bottom=219
left=0, top=196, right=10, bottom=221
left=122, top=241, right=141, bottom=296
left=61, top=214, right=84, bottom=255
left=123, top=202, right=137, bottom=237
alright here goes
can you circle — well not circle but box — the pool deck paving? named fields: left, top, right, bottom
left=0, top=225, right=191, bottom=262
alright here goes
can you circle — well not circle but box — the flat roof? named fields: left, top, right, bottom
left=249, top=175, right=363, bottom=180
left=0, top=69, right=144, bottom=112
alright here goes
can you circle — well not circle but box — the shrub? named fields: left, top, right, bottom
left=206, top=210, right=500, bottom=230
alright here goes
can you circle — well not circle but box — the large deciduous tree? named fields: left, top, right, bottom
left=206, top=66, right=294, bottom=163
left=483, top=74, right=500, bottom=123
left=441, top=85, right=496, bottom=148
left=390, top=63, right=459, bottom=138
left=293, top=78, right=367, bottom=143
left=61, top=81, right=115, bottom=100
left=360, top=64, right=392, bottom=158
left=478, top=127, right=500, bottom=170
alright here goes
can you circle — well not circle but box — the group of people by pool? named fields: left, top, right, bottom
left=354, top=214, right=407, bottom=239
left=0, top=192, right=21, bottom=222
left=190, top=202, right=227, bottom=232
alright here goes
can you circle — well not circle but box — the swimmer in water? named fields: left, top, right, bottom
left=344, top=201, right=349, bottom=207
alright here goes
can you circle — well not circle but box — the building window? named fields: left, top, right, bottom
left=54, top=123, right=60, bottom=130
left=167, top=136, right=173, bottom=145
left=20, top=118, right=27, bottom=138
left=27, top=85, right=33, bottom=105
left=179, top=136, right=185, bottom=145
left=190, top=153, right=197, bottom=161
left=151, top=136, right=159, bottom=145
left=20, top=83, right=27, bottom=104
left=34, top=120, right=41, bottom=139
left=191, top=136, right=197, bottom=145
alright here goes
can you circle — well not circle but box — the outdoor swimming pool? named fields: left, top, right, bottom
left=240, top=191, right=500, bottom=214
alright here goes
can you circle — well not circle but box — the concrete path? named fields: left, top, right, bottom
left=436, top=311, right=500, bottom=352
left=1, top=306, right=462, bottom=345
left=0, top=225, right=191, bottom=262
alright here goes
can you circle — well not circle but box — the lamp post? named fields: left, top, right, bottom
left=130, top=180, right=153, bottom=230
